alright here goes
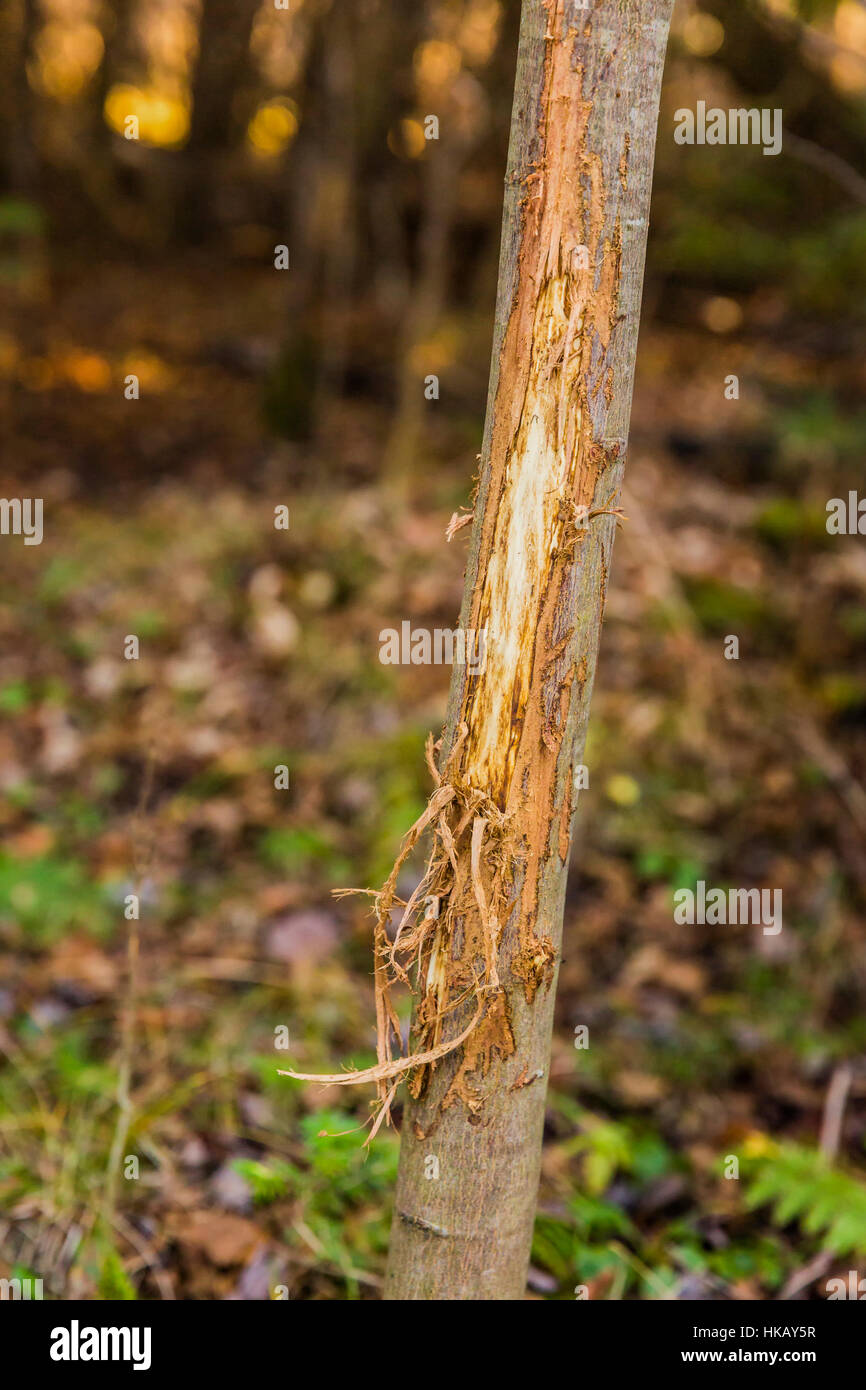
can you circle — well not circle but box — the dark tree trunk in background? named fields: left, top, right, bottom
left=2, top=0, right=41, bottom=195
left=274, top=0, right=427, bottom=441
left=94, top=0, right=138, bottom=133
left=310, top=0, right=358, bottom=409
left=180, top=0, right=261, bottom=239
left=383, top=92, right=475, bottom=488
left=384, top=0, right=673, bottom=1301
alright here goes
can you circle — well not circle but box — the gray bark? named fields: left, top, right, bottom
left=384, top=0, right=673, bottom=1301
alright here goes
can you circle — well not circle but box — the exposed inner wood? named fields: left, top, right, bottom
left=384, top=0, right=674, bottom=1301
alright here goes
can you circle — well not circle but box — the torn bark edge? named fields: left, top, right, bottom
left=278, top=722, right=519, bottom=1138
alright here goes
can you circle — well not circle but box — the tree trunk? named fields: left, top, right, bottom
left=179, top=0, right=260, bottom=239
left=382, top=0, right=481, bottom=492
left=2, top=0, right=40, bottom=195
left=384, top=0, right=673, bottom=1301
left=187, top=0, right=261, bottom=156
left=381, top=113, right=467, bottom=490
left=93, top=0, right=138, bottom=133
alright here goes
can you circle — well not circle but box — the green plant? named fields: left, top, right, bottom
left=232, top=1157, right=293, bottom=1206
left=0, top=853, right=111, bottom=944
left=744, top=1142, right=866, bottom=1257
left=97, top=1248, right=137, bottom=1300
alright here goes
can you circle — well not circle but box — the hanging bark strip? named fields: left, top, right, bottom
left=383, top=0, right=674, bottom=1299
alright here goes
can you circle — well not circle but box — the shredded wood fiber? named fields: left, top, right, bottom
left=278, top=723, right=516, bottom=1137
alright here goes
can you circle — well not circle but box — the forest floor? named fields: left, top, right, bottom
left=1, top=247, right=865, bottom=1300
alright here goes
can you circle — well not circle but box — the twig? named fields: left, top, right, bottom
left=112, top=1213, right=176, bottom=1301
left=784, top=131, right=866, bottom=208
left=103, top=748, right=157, bottom=1228
left=819, top=1062, right=853, bottom=1162
left=778, top=1250, right=835, bottom=1302
left=793, top=718, right=866, bottom=832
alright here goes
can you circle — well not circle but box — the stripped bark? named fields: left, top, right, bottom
left=384, top=0, right=673, bottom=1301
